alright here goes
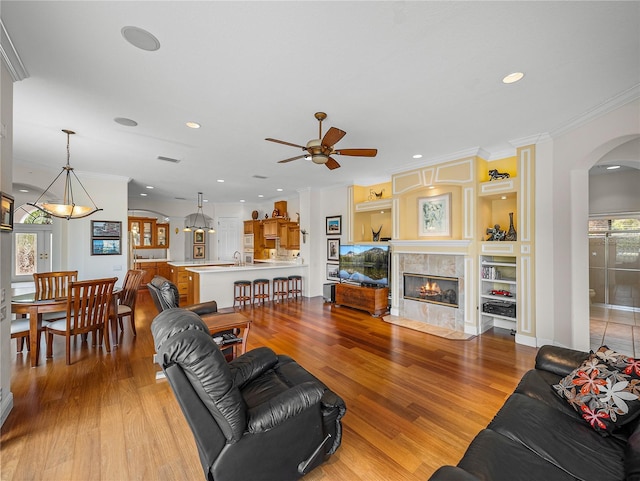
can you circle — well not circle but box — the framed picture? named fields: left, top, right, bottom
left=326, top=215, right=342, bottom=235
left=193, top=244, right=205, bottom=259
left=326, top=263, right=340, bottom=281
left=0, top=192, right=15, bottom=232
left=418, top=193, right=451, bottom=237
left=327, top=238, right=340, bottom=261
left=194, top=230, right=205, bottom=244
left=91, top=239, right=121, bottom=255
left=91, top=220, right=121, bottom=238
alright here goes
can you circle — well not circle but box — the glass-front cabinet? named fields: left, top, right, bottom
left=156, top=223, right=169, bottom=248
left=129, top=217, right=169, bottom=249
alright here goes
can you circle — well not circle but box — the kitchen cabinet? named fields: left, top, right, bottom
left=243, top=220, right=270, bottom=258
left=287, top=223, right=300, bottom=249
left=129, top=217, right=171, bottom=249
left=156, top=223, right=170, bottom=248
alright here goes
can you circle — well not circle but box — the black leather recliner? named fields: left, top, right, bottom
left=147, top=275, right=218, bottom=316
left=151, top=308, right=347, bottom=481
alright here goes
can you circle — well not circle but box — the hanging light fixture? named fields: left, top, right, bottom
left=183, top=192, right=215, bottom=233
left=28, top=129, right=102, bottom=219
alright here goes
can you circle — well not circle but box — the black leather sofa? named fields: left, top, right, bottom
left=151, top=308, right=347, bottom=481
left=429, top=345, right=640, bottom=481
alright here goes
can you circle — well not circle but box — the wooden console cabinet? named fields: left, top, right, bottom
left=334, top=283, right=389, bottom=317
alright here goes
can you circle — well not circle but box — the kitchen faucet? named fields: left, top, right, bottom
left=233, top=251, right=242, bottom=266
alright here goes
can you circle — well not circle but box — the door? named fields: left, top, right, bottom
left=12, top=225, right=53, bottom=282
left=217, top=217, right=240, bottom=261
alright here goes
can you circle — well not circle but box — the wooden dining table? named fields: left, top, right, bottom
left=11, top=288, right=121, bottom=367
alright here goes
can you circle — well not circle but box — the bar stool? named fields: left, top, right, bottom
left=233, top=280, right=252, bottom=308
left=253, top=278, right=270, bottom=305
left=287, top=275, right=303, bottom=300
left=272, top=277, right=289, bottom=303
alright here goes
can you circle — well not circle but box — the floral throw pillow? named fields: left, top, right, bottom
left=552, top=346, right=640, bottom=435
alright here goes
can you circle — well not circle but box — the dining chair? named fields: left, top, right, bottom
left=116, top=269, right=144, bottom=336
left=10, top=317, right=31, bottom=352
left=34, top=270, right=78, bottom=299
left=46, top=277, right=117, bottom=365
left=34, top=270, right=78, bottom=322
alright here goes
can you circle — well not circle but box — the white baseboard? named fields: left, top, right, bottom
left=1, top=390, right=14, bottom=426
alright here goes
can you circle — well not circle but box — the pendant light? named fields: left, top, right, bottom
left=183, top=192, right=215, bottom=233
left=28, top=129, right=102, bottom=219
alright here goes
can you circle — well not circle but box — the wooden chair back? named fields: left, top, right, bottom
left=66, top=277, right=117, bottom=336
left=120, top=269, right=144, bottom=309
left=34, top=270, right=78, bottom=300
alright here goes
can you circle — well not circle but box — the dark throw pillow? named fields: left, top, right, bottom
left=552, top=346, right=640, bottom=435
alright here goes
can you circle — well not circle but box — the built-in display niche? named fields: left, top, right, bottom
left=403, top=273, right=459, bottom=308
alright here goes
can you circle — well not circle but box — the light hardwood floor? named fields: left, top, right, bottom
left=2, top=292, right=539, bottom=481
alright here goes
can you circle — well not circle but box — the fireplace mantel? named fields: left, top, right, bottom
left=389, top=239, right=472, bottom=255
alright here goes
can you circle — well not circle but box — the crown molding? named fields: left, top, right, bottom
left=550, top=83, right=640, bottom=138
left=0, top=19, right=29, bottom=81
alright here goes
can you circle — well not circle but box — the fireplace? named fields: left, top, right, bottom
left=403, top=273, right=459, bottom=308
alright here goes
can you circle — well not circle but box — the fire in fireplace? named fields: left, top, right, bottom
left=404, top=273, right=459, bottom=308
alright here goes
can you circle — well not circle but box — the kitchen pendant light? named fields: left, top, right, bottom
left=183, top=192, right=214, bottom=233
left=28, top=129, right=102, bottom=220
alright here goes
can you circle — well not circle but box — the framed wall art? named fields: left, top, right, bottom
left=418, top=193, right=451, bottom=237
left=91, top=220, right=122, bottom=238
left=193, top=244, right=205, bottom=259
left=194, top=230, right=205, bottom=244
left=91, top=239, right=121, bottom=255
left=326, top=263, right=339, bottom=282
left=325, top=215, right=342, bottom=235
left=0, top=192, right=14, bottom=232
left=327, top=238, right=340, bottom=261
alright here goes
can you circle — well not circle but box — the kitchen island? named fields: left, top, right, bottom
left=167, top=260, right=235, bottom=305
left=187, top=262, right=308, bottom=309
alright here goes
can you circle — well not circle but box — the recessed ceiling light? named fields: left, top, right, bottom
left=140, top=193, right=148, bottom=196
left=606, top=165, right=621, bottom=170
left=412, top=154, right=423, bottom=159
left=240, top=199, right=245, bottom=203
left=186, top=121, right=201, bottom=129
left=501, top=195, right=507, bottom=200
left=145, top=185, right=154, bottom=189
left=203, top=199, right=209, bottom=203
left=217, top=179, right=224, bottom=183
left=114, top=117, right=138, bottom=127
left=258, top=194, right=264, bottom=198
left=276, top=188, right=283, bottom=192
left=19, top=189, right=29, bottom=193
left=502, top=72, right=525, bottom=84
left=121, top=26, right=160, bottom=51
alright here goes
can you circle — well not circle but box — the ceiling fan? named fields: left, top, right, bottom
left=266, top=112, right=377, bottom=170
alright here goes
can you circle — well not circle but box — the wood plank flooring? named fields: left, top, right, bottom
left=2, top=292, right=538, bottom=481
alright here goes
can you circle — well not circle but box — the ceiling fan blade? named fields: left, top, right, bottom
left=321, top=127, right=346, bottom=147
left=334, top=148, right=378, bottom=157
left=325, top=157, right=341, bottom=170
left=265, top=138, right=307, bottom=150
left=277, top=154, right=307, bottom=164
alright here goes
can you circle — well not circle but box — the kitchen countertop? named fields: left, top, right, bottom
left=133, top=258, right=170, bottom=263
left=187, top=261, right=305, bottom=274
left=167, top=260, right=234, bottom=267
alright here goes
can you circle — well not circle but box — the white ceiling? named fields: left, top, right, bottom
left=3, top=1, right=640, bottom=205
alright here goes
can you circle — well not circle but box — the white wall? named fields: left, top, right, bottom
left=0, top=61, right=14, bottom=425
left=589, top=169, right=640, bottom=215
left=540, top=98, right=640, bottom=350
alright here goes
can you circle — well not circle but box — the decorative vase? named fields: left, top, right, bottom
left=251, top=210, right=258, bottom=220
left=505, top=212, right=517, bottom=241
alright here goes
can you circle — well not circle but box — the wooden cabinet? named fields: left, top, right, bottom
left=262, top=218, right=280, bottom=238
left=170, top=265, right=191, bottom=305
left=243, top=220, right=270, bottom=258
left=129, top=217, right=170, bottom=249
left=156, top=223, right=170, bottom=248
left=335, top=283, right=389, bottom=317
left=287, top=223, right=300, bottom=249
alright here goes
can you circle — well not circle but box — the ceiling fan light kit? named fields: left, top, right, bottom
left=266, top=112, right=377, bottom=170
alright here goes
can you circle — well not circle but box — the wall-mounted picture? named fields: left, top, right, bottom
left=326, top=263, right=340, bottom=281
left=91, top=220, right=122, bottom=238
left=0, top=192, right=15, bottom=232
left=326, top=215, right=342, bottom=235
left=327, top=238, right=340, bottom=261
left=91, top=239, right=121, bottom=255
left=194, top=230, right=205, bottom=244
left=418, top=193, right=451, bottom=237
left=193, top=244, right=205, bottom=259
